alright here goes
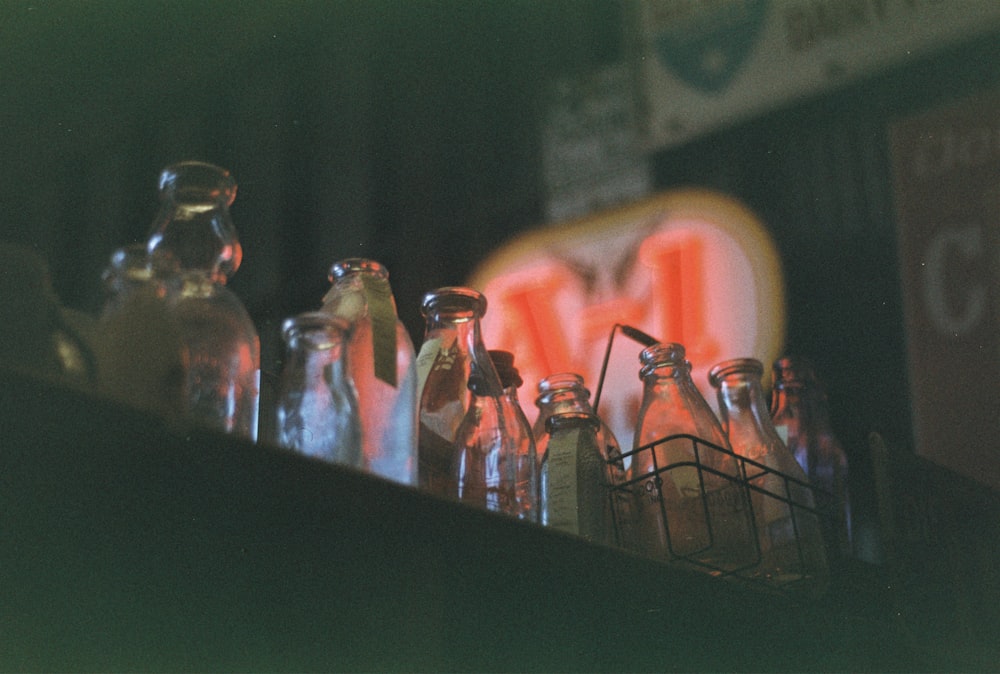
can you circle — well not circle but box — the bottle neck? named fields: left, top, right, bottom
left=148, top=201, right=240, bottom=283
left=715, top=374, right=783, bottom=451
left=535, top=387, right=593, bottom=415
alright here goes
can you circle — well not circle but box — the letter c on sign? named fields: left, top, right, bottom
left=921, top=225, right=986, bottom=336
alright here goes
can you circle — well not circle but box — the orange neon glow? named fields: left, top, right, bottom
left=638, top=232, right=720, bottom=364
left=470, top=188, right=786, bottom=450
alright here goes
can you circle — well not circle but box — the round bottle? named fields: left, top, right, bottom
left=146, top=161, right=260, bottom=440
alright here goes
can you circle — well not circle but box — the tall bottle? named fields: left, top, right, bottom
left=709, top=357, right=829, bottom=595
left=274, top=312, right=362, bottom=468
left=450, top=350, right=536, bottom=520
left=416, top=287, right=502, bottom=496
left=771, top=356, right=852, bottom=562
left=146, top=161, right=260, bottom=440
left=321, top=258, right=417, bottom=485
left=632, top=343, right=756, bottom=575
left=541, top=412, right=617, bottom=545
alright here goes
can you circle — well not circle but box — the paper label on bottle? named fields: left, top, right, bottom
left=775, top=424, right=789, bottom=445
left=547, top=428, right=582, bottom=535
left=415, top=336, right=452, bottom=404
left=361, top=275, right=397, bottom=387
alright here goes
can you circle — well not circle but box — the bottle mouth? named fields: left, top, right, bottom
left=638, top=342, right=689, bottom=378
left=771, top=355, right=815, bottom=387
left=281, top=312, right=352, bottom=348
left=328, top=258, right=388, bottom=282
left=158, top=161, right=237, bottom=206
left=708, top=357, right=763, bottom=388
left=536, top=372, right=585, bottom=393
left=421, top=286, right=487, bottom=318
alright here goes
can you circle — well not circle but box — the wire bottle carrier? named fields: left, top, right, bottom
left=595, top=324, right=834, bottom=596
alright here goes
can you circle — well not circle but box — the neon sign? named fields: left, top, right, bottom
left=469, top=188, right=786, bottom=450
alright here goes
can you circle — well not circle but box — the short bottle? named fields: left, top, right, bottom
left=274, top=312, right=362, bottom=468
left=95, top=244, right=186, bottom=419
left=632, top=343, right=757, bottom=575
left=416, top=287, right=503, bottom=496
left=541, top=412, right=618, bottom=546
left=771, top=356, right=852, bottom=562
left=710, top=357, right=829, bottom=595
left=321, top=258, right=417, bottom=486
left=451, top=355, right=535, bottom=520
left=488, top=350, right=539, bottom=522
left=146, top=161, right=260, bottom=440
left=533, top=372, right=623, bottom=469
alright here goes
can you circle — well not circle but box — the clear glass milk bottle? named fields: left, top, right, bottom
left=710, top=357, right=829, bottom=595
left=416, top=287, right=503, bottom=497
left=274, top=312, right=362, bottom=468
left=451, top=353, right=536, bottom=520
left=488, top=350, right=539, bottom=522
left=321, top=258, right=417, bottom=485
left=771, top=356, right=852, bottom=563
left=146, top=161, right=260, bottom=440
left=541, top=412, right=617, bottom=545
left=534, top=372, right=633, bottom=547
left=632, top=343, right=756, bottom=575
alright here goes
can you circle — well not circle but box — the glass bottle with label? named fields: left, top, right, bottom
left=146, top=161, right=260, bottom=440
left=416, top=287, right=502, bottom=497
left=771, top=356, right=852, bottom=563
left=274, top=312, right=362, bottom=468
left=321, top=258, right=417, bottom=485
left=710, top=357, right=829, bottom=595
left=540, top=412, right=617, bottom=546
left=534, top=372, right=633, bottom=546
left=632, top=343, right=756, bottom=575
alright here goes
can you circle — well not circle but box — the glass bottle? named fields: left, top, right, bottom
left=95, top=244, right=186, bottom=419
left=541, top=412, right=619, bottom=545
left=771, top=356, right=852, bottom=562
left=146, top=161, right=260, bottom=440
left=532, top=372, right=623, bottom=469
left=321, top=258, right=417, bottom=486
left=533, top=372, right=633, bottom=547
left=489, top=350, right=538, bottom=522
left=632, top=343, right=756, bottom=575
left=416, top=287, right=502, bottom=496
left=710, top=357, right=829, bottom=595
left=274, top=312, right=362, bottom=468
left=450, top=350, right=536, bottom=520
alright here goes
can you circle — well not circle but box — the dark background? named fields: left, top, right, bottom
left=2, top=1, right=999, bottom=535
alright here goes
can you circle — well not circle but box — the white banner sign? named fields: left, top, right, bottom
left=635, top=0, right=1000, bottom=149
